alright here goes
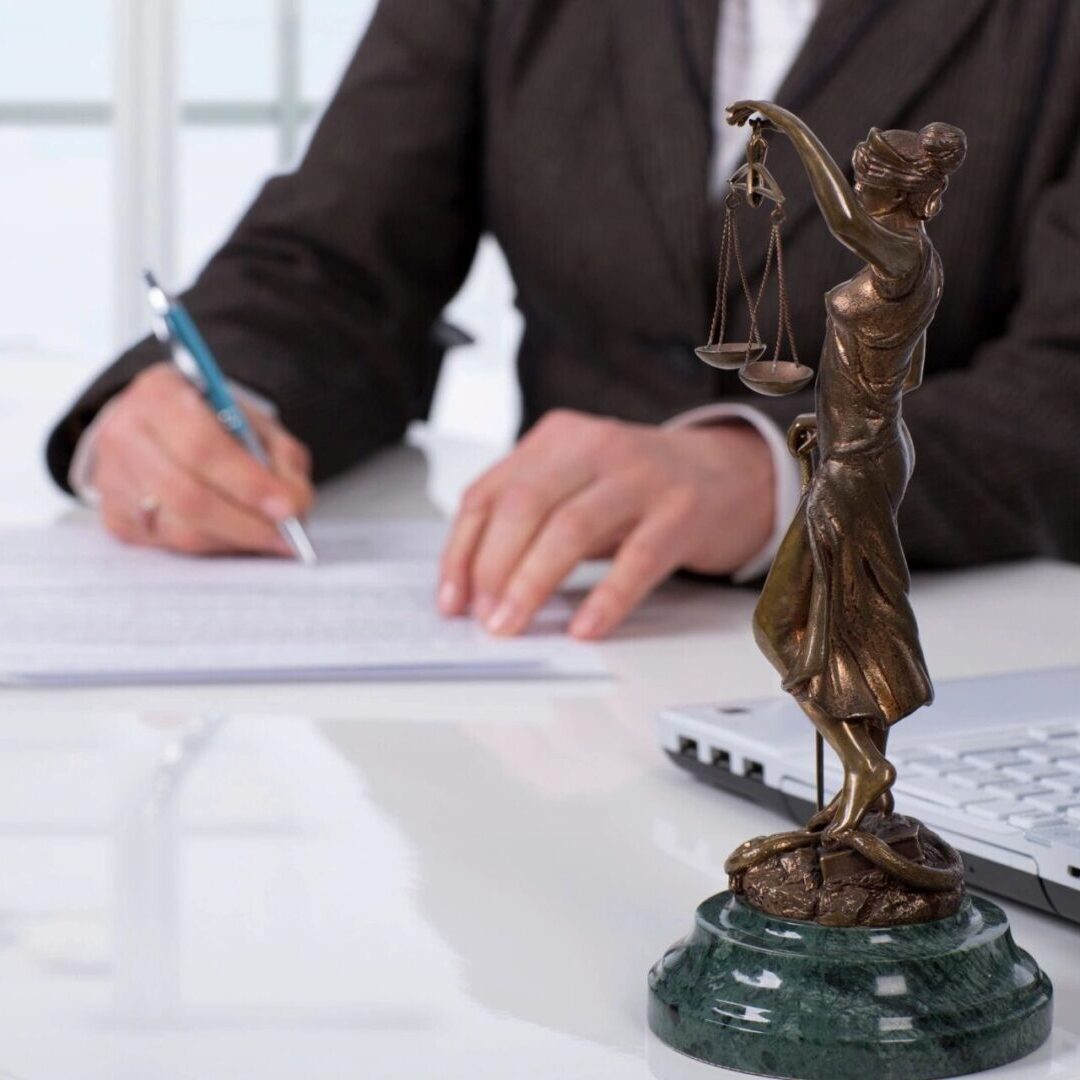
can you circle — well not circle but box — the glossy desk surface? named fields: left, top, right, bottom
left=3, top=437, right=1079, bottom=1079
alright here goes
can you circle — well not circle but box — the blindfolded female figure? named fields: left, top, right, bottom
left=728, top=102, right=966, bottom=851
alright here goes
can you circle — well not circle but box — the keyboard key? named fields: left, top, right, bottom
left=921, top=744, right=963, bottom=759
left=893, top=779, right=994, bottom=808
left=1026, top=822, right=1080, bottom=850
left=967, top=800, right=1026, bottom=821
left=1001, top=763, right=1070, bottom=783
left=944, top=770, right=998, bottom=789
left=1019, top=746, right=1080, bottom=764
left=893, top=752, right=962, bottom=769
left=1008, top=811, right=1067, bottom=831
left=1018, top=794, right=1080, bottom=815
left=1028, top=723, right=1080, bottom=741
left=981, top=781, right=1052, bottom=800
left=904, top=756, right=970, bottom=776
left=937, top=734, right=1033, bottom=754
left=997, top=766, right=1038, bottom=783
left=1042, top=774, right=1080, bottom=794
left=1068, top=806, right=1080, bottom=823
left=963, top=750, right=1029, bottom=769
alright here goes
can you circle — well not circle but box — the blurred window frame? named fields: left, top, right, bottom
left=0, top=0, right=327, bottom=352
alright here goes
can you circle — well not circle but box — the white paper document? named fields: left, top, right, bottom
left=0, top=521, right=605, bottom=685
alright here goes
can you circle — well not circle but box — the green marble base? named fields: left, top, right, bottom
left=648, top=891, right=1051, bottom=1079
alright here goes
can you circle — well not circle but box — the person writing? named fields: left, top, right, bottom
left=46, top=0, right=1080, bottom=638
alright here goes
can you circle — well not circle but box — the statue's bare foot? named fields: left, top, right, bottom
left=815, top=787, right=891, bottom=833
left=823, top=761, right=896, bottom=840
left=806, top=792, right=842, bottom=832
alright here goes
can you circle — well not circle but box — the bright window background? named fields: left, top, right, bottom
left=0, top=0, right=520, bottom=515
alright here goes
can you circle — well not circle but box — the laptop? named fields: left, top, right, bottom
left=657, top=665, right=1080, bottom=924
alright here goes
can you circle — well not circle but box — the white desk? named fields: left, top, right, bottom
left=1, top=436, right=1079, bottom=1079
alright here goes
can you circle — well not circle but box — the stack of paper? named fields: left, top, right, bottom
left=0, top=521, right=605, bottom=685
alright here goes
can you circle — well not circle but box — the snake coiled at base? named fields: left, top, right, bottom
left=725, top=822, right=964, bottom=892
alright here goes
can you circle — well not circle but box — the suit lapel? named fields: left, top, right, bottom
left=735, top=0, right=995, bottom=282
left=612, top=0, right=718, bottom=308
left=612, top=0, right=994, bottom=333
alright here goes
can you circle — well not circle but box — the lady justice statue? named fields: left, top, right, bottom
left=718, top=101, right=972, bottom=906
left=648, top=102, right=1052, bottom=1080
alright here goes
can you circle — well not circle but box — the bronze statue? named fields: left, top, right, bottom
left=649, top=103, right=1051, bottom=1079
left=715, top=102, right=969, bottom=920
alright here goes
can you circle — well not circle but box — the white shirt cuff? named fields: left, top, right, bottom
left=664, top=402, right=802, bottom=583
left=68, top=379, right=278, bottom=506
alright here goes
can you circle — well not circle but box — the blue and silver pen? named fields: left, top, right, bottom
left=143, top=270, right=318, bottom=566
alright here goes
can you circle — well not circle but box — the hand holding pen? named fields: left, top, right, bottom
left=143, top=271, right=317, bottom=564
left=82, top=283, right=317, bottom=560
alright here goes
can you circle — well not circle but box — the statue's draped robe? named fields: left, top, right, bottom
left=755, top=237, right=939, bottom=725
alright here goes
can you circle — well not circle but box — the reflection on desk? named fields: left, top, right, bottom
left=2, top=692, right=1078, bottom=1080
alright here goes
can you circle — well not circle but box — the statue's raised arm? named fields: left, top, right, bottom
left=727, top=100, right=921, bottom=279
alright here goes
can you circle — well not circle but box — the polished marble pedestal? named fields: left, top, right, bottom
left=647, top=891, right=1052, bottom=1079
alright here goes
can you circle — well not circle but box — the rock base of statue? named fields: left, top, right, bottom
left=730, top=813, right=966, bottom=927
left=647, top=891, right=1052, bottom=1080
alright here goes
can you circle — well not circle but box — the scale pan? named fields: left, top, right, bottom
left=739, top=361, right=815, bottom=396
left=694, top=342, right=768, bottom=370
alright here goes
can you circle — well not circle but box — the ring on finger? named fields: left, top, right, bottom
left=136, top=494, right=162, bottom=535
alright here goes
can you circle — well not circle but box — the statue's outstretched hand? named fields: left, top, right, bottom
left=727, top=102, right=783, bottom=136
left=726, top=102, right=759, bottom=127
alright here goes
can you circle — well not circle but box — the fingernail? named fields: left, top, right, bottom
left=473, top=593, right=497, bottom=622
left=486, top=598, right=521, bottom=636
left=570, top=603, right=605, bottom=639
left=437, top=580, right=461, bottom=614
left=261, top=495, right=294, bottom=523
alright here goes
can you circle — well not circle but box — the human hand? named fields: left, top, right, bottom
left=437, top=410, right=775, bottom=639
left=91, top=363, right=314, bottom=555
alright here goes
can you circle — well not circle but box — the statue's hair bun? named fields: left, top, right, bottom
left=919, top=123, right=967, bottom=177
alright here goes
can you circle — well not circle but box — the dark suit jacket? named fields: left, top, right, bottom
left=47, top=0, right=1080, bottom=568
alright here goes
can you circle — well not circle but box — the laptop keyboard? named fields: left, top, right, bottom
left=890, top=720, right=1080, bottom=849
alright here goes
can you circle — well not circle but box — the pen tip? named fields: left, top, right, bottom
left=281, top=517, right=319, bottom=567
left=142, top=269, right=159, bottom=289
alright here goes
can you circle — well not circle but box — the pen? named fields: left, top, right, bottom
left=142, top=270, right=318, bottom=566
